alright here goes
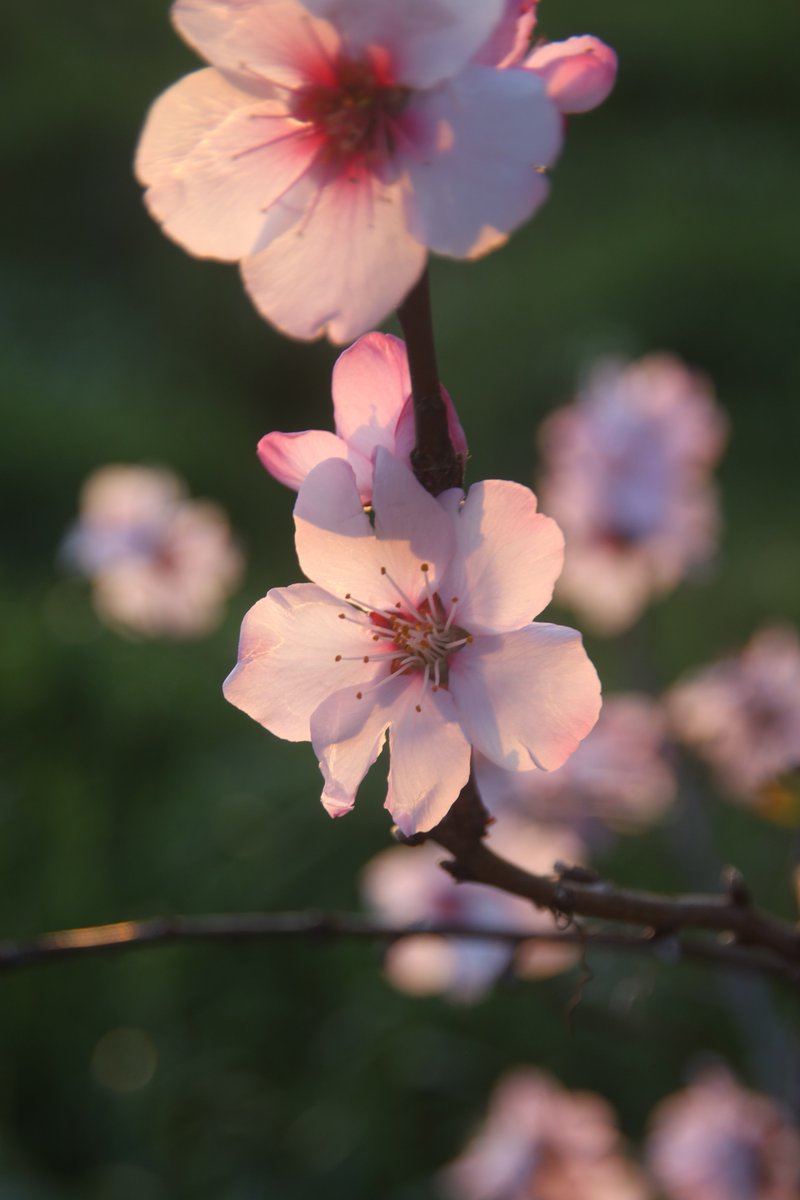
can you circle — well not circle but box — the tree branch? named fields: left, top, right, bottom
left=397, top=268, right=465, bottom=495
left=0, top=910, right=797, bottom=984
left=405, top=779, right=800, bottom=985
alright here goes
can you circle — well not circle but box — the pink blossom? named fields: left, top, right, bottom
left=64, top=465, right=243, bottom=638
left=537, top=354, right=728, bottom=634
left=476, top=4, right=617, bottom=113
left=646, top=1067, right=800, bottom=1200
left=668, top=626, right=800, bottom=804
left=135, top=0, right=571, bottom=342
left=362, top=819, right=585, bottom=1001
left=224, top=450, right=600, bottom=835
left=442, top=1068, right=651, bottom=1200
left=257, top=332, right=466, bottom=502
left=475, top=694, right=676, bottom=838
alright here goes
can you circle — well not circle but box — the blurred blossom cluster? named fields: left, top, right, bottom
left=442, top=1066, right=800, bottom=1200
left=136, top=0, right=615, bottom=341
left=668, top=626, right=800, bottom=812
left=442, top=1068, right=650, bottom=1200
left=63, top=465, right=243, bottom=638
left=538, top=354, right=728, bottom=634
left=362, top=819, right=584, bottom=1001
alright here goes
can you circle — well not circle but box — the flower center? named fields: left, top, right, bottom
left=334, top=562, right=473, bottom=696
left=291, top=58, right=410, bottom=165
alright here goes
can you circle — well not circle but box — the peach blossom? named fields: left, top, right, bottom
left=64, top=465, right=243, bottom=638
left=257, top=332, right=466, bottom=502
left=362, top=819, right=585, bottom=1001
left=537, top=354, right=727, bottom=634
left=646, top=1067, right=800, bottom=1200
left=442, top=1068, right=651, bottom=1200
left=668, top=626, right=800, bottom=803
left=224, top=451, right=600, bottom=835
left=475, top=694, right=676, bottom=837
left=134, top=0, right=601, bottom=342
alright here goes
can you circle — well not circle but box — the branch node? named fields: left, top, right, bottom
left=722, top=865, right=753, bottom=909
left=555, top=861, right=601, bottom=885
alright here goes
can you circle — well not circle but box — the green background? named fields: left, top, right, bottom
left=2, top=1, right=798, bottom=1195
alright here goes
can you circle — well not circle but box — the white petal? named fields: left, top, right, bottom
left=141, top=88, right=320, bottom=261
left=403, top=65, right=561, bottom=259
left=222, top=582, right=385, bottom=740
left=311, top=674, right=408, bottom=817
left=173, top=0, right=339, bottom=89
left=302, top=0, right=505, bottom=88
left=331, top=332, right=411, bottom=459
left=386, top=682, right=471, bottom=835
left=450, top=624, right=602, bottom=771
left=240, top=169, right=427, bottom=342
left=441, top=480, right=564, bottom=634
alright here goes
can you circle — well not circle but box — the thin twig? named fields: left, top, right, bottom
left=0, top=911, right=796, bottom=983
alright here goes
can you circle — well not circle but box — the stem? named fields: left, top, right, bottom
left=396, top=268, right=464, bottom=495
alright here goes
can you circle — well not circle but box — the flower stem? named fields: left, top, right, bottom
left=397, top=268, right=464, bottom=496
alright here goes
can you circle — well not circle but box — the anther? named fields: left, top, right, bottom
left=415, top=704, right=422, bottom=713
left=356, top=691, right=363, bottom=700
left=363, top=655, right=369, bottom=662
left=380, top=566, right=387, bottom=575
left=335, top=655, right=342, bottom=662
left=338, top=613, right=346, bottom=620
left=420, top=563, right=429, bottom=572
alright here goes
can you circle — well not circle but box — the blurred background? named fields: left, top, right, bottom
left=2, top=0, right=799, bottom=1196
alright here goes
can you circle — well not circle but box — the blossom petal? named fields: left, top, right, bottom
left=403, top=64, right=561, bottom=260
left=450, top=624, right=602, bottom=771
left=172, top=0, right=339, bottom=89
left=294, top=454, right=454, bottom=608
left=241, top=170, right=427, bottom=342
left=386, top=683, right=471, bottom=835
left=257, top=429, right=353, bottom=491
left=311, top=675, right=408, bottom=817
left=302, top=0, right=506, bottom=88
left=473, top=0, right=538, bottom=69
left=222, top=582, right=384, bottom=740
left=139, top=83, right=320, bottom=260
left=331, top=332, right=411, bottom=458
left=440, top=481, right=564, bottom=634
left=526, top=36, right=618, bottom=114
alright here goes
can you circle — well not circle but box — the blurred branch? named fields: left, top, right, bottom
left=403, top=778, right=800, bottom=988
left=397, top=268, right=464, bottom=495
left=0, top=908, right=797, bottom=985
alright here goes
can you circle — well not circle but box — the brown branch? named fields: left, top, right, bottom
left=0, top=911, right=796, bottom=984
left=408, top=779, right=800, bottom=986
left=396, top=268, right=464, bottom=495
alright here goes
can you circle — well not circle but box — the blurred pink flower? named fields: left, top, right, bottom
left=668, top=626, right=800, bottom=804
left=442, top=1067, right=651, bottom=1200
left=537, top=354, right=727, bottom=634
left=224, top=450, right=600, bottom=835
left=646, top=1066, right=800, bottom=1200
left=475, top=694, right=676, bottom=837
left=64, top=465, right=243, bottom=638
left=133, top=0, right=614, bottom=342
left=362, top=819, right=585, bottom=1001
left=257, top=332, right=466, bottom=503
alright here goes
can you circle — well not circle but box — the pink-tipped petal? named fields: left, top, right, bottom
left=222, top=583, right=384, bottom=741
left=172, top=0, right=339, bottom=89
left=302, top=0, right=505, bottom=89
left=403, top=65, right=561, bottom=260
left=257, top=429, right=352, bottom=491
left=474, top=0, right=538, bottom=68
left=331, top=333, right=411, bottom=458
left=525, top=36, right=617, bottom=114
left=311, top=675, right=408, bottom=817
left=450, top=624, right=602, bottom=771
left=140, top=86, right=320, bottom=261
left=241, top=170, right=427, bottom=342
left=441, top=480, right=564, bottom=634
left=386, top=684, right=471, bottom=835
